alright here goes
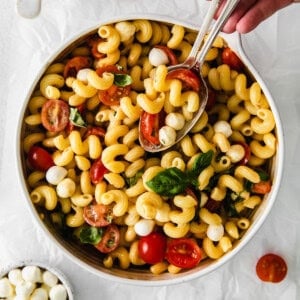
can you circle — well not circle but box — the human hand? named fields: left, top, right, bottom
left=217, top=0, right=295, bottom=33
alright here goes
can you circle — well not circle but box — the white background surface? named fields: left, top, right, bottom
left=1, top=0, right=300, bottom=299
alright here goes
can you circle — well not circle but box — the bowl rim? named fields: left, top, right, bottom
left=0, top=260, right=74, bottom=299
left=15, top=13, right=285, bottom=286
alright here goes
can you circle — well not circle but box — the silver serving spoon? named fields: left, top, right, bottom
left=139, top=0, right=240, bottom=152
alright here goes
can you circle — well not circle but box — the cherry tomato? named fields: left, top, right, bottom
left=237, top=141, right=251, bottom=165
left=138, top=232, right=167, bottom=264
left=41, top=99, right=70, bottom=132
left=96, top=65, right=131, bottom=106
left=154, top=45, right=178, bottom=65
left=94, top=224, right=120, bottom=253
left=63, top=56, right=92, bottom=78
left=140, top=111, right=160, bottom=145
left=83, top=203, right=113, bottom=227
left=87, top=35, right=105, bottom=59
left=252, top=180, right=272, bottom=194
left=84, top=126, right=106, bottom=138
left=166, top=238, right=202, bottom=269
left=221, top=47, right=243, bottom=71
left=256, top=253, right=287, bottom=283
left=166, top=68, right=201, bottom=92
left=27, top=145, right=54, bottom=171
left=89, top=159, right=108, bottom=184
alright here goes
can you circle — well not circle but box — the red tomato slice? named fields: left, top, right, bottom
left=138, top=232, right=167, bottom=264
left=89, top=159, right=108, bottom=184
left=221, top=47, right=243, bottom=71
left=154, top=45, right=178, bottom=65
left=96, top=65, right=131, bottom=106
left=140, top=111, right=160, bottom=145
left=166, top=68, right=201, bottom=92
left=252, top=180, right=272, bottom=194
left=256, top=253, right=287, bottom=283
left=94, top=224, right=120, bottom=253
left=41, top=99, right=70, bottom=132
left=83, top=203, right=113, bottom=227
left=166, top=238, right=202, bottom=269
left=27, top=146, right=54, bottom=171
left=83, top=126, right=106, bottom=139
left=63, top=56, right=92, bottom=78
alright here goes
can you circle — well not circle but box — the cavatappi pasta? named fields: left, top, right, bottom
left=21, top=19, right=277, bottom=275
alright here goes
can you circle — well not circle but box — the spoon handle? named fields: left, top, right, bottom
left=196, top=0, right=240, bottom=64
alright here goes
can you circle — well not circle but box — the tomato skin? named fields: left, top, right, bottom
left=87, top=35, right=105, bottom=59
left=94, top=224, right=120, bottom=253
left=41, top=99, right=70, bottom=132
left=138, top=232, right=167, bottom=264
left=140, top=111, right=160, bottom=145
left=166, top=68, right=201, bottom=92
left=27, top=146, right=54, bottom=171
left=83, top=203, right=113, bottom=227
left=252, top=180, right=272, bottom=194
left=84, top=126, right=106, bottom=138
left=256, top=253, right=287, bottom=283
left=154, top=45, right=178, bottom=65
left=237, top=141, right=251, bottom=165
left=89, top=159, right=108, bottom=184
left=63, top=56, right=92, bottom=78
left=221, top=47, right=243, bottom=71
left=166, top=238, right=202, bottom=269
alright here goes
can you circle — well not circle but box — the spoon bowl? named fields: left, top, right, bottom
left=139, top=0, right=240, bottom=152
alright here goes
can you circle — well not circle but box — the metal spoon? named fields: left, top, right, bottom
left=139, top=0, right=240, bottom=152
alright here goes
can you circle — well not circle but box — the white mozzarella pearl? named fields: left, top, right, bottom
left=159, top=126, right=176, bottom=146
left=165, top=113, right=185, bottom=130
left=0, top=278, right=14, bottom=298
left=30, top=287, right=48, bottom=300
left=56, top=178, right=76, bottom=198
left=46, top=166, right=68, bottom=185
left=226, top=144, right=245, bottom=163
left=21, top=266, right=42, bottom=283
left=134, top=219, right=155, bottom=236
left=213, top=120, right=232, bottom=137
left=148, top=48, right=169, bottom=66
left=42, top=270, right=58, bottom=288
left=49, top=284, right=67, bottom=300
left=8, top=268, right=24, bottom=286
left=76, top=68, right=92, bottom=83
left=207, top=224, right=224, bottom=242
left=15, top=281, right=36, bottom=297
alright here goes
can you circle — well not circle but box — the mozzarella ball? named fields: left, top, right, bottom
left=134, top=219, right=155, bottom=236
left=49, top=284, right=67, bottom=300
left=226, top=144, right=245, bottom=163
left=148, top=48, right=169, bottom=66
left=165, top=113, right=185, bottom=130
left=159, top=126, right=176, bottom=146
left=46, top=166, right=68, bottom=185
left=76, top=68, right=91, bottom=83
left=8, top=268, right=24, bottom=286
left=21, top=266, right=42, bottom=283
left=207, top=224, right=224, bottom=242
left=0, top=278, right=14, bottom=298
left=42, top=271, right=58, bottom=288
left=30, top=287, right=48, bottom=300
left=15, top=281, right=36, bottom=297
left=56, top=178, right=76, bottom=198
left=213, top=120, right=232, bottom=138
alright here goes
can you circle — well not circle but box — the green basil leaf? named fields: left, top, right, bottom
left=114, top=74, right=132, bottom=87
left=146, top=167, right=189, bottom=197
left=257, top=169, right=270, bottom=181
left=191, top=150, right=214, bottom=174
left=125, top=170, right=144, bottom=187
left=79, top=226, right=103, bottom=245
left=69, top=107, right=87, bottom=128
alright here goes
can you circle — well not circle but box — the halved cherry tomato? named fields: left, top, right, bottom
left=94, top=224, right=120, bottom=253
left=41, top=99, right=70, bottom=132
left=89, top=159, right=108, bottom=184
left=83, top=203, right=113, bottom=227
left=221, top=47, right=243, bottom=71
left=87, top=35, right=105, bottom=59
left=140, top=111, right=160, bottom=145
left=256, top=253, right=287, bottom=283
left=252, top=180, right=272, bottom=194
left=27, top=145, right=54, bottom=171
left=154, top=45, right=178, bottom=65
left=96, top=65, right=131, bottom=106
left=63, top=56, right=92, bottom=78
left=83, top=126, right=106, bottom=139
left=166, top=68, right=201, bottom=92
left=166, top=238, right=202, bottom=269
left=138, top=232, right=167, bottom=264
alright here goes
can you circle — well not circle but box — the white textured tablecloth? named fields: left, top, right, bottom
left=1, top=1, right=300, bottom=299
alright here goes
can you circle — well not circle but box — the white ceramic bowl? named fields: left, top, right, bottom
left=16, top=15, right=284, bottom=286
left=0, top=261, right=74, bottom=299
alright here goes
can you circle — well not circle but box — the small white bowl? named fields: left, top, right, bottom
left=0, top=261, right=74, bottom=299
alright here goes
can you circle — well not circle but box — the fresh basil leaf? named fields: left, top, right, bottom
left=191, top=150, right=214, bottom=175
left=126, top=170, right=144, bottom=187
left=79, top=226, right=103, bottom=245
left=146, top=167, right=189, bottom=197
left=69, top=107, right=87, bottom=128
left=114, top=74, right=132, bottom=87
left=257, top=169, right=270, bottom=181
